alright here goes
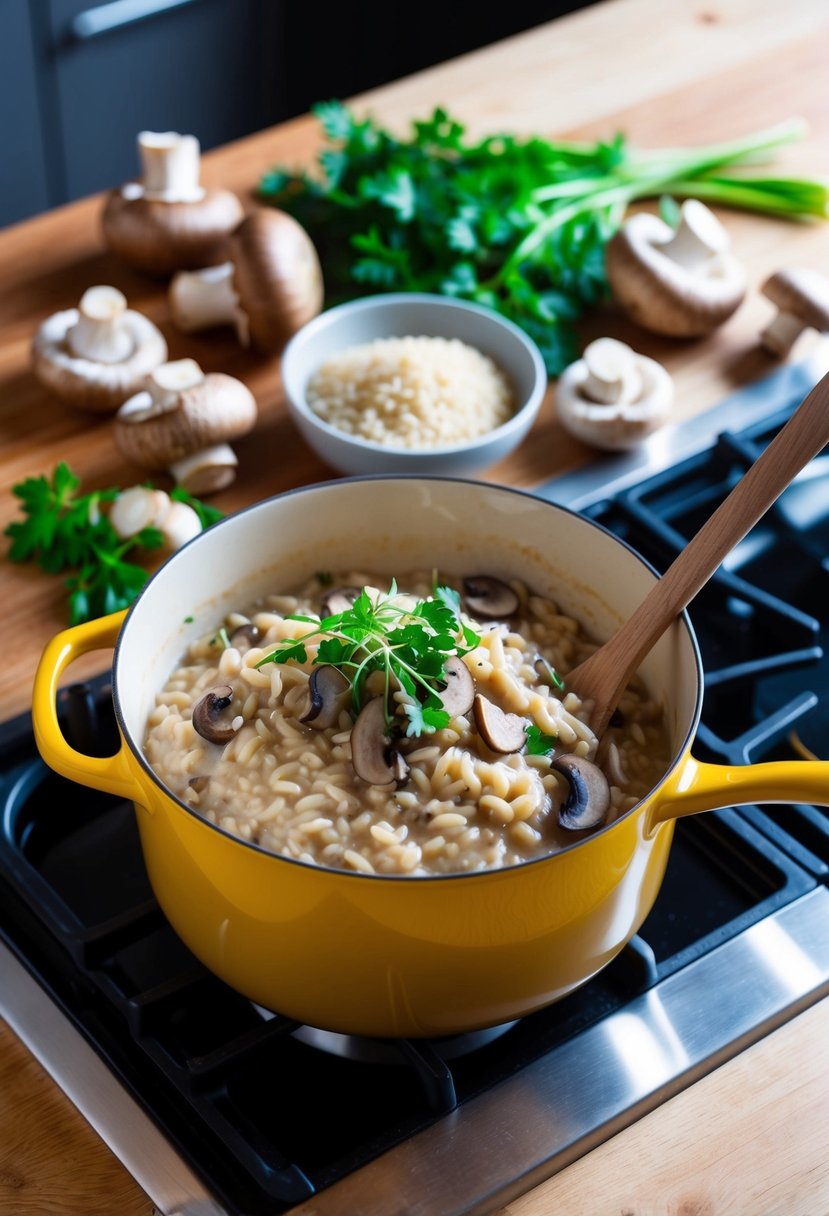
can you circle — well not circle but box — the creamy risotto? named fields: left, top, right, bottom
left=144, top=572, right=670, bottom=876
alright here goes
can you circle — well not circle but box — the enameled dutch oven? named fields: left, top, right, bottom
left=32, top=478, right=829, bottom=1038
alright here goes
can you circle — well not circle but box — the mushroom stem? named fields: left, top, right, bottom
left=147, top=358, right=205, bottom=412
left=138, top=131, right=204, bottom=203
left=170, top=443, right=239, bottom=494
left=760, top=311, right=810, bottom=358
left=169, top=263, right=248, bottom=342
left=659, top=199, right=729, bottom=270
left=581, top=337, right=643, bottom=405
left=66, top=286, right=135, bottom=364
left=109, top=486, right=171, bottom=538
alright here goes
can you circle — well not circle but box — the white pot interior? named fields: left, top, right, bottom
left=115, top=479, right=700, bottom=768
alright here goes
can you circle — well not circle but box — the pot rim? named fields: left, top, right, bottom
left=112, top=474, right=703, bottom=882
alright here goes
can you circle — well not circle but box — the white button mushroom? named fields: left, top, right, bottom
left=101, top=131, right=244, bottom=276
left=113, top=358, right=257, bottom=494
left=31, top=286, right=167, bottom=413
left=555, top=338, right=674, bottom=451
left=759, top=268, right=829, bottom=358
left=605, top=199, right=746, bottom=336
left=109, top=485, right=172, bottom=538
left=108, top=485, right=201, bottom=551
left=169, top=209, right=324, bottom=353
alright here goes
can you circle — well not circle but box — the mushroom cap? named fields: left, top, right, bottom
left=761, top=268, right=829, bottom=328
left=298, top=665, right=352, bottom=730
left=350, top=696, right=396, bottom=786
left=101, top=188, right=244, bottom=277
left=462, top=575, right=519, bottom=619
left=605, top=211, right=746, bottom=337
left=472, top=694, right=527, bottom=754
left=556, top=345, right=674, bottom=452
left=192, top=685, right=238, bottom=745
left=31, top=307, right=167, bottom=413
left=552, top=754, right=611, bottom=831
left=114, top=371, right=257, bottom=468
left=320, top=586, right=361, bottom=618
left=437, top=656, right=475, bottom=718
left=228, top=209, right=324, bottom=352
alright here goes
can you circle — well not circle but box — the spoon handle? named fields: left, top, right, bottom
left=568, top=369, right=829, bottom=735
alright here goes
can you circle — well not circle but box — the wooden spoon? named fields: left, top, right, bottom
left=566, top=369, right=829, bottom=737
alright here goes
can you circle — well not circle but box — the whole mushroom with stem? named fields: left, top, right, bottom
left=113, top=358, right=257, bottom=494
left=758, top=268, right=829, bottom=358
left=169, top=209, right=324, bottom=352
left=605, top=199, right=746, bottom=336
left=555, top=337, right=674, bottom=451
left=101, top=131, right=244, bottom=276
left=32, top=285, right=167, bottom=413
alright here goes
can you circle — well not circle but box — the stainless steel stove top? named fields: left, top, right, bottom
left=2, top=351, right=829, bottom=1216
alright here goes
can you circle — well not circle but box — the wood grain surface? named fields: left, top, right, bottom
left=499, top=1001, right=829, bottom=1216
left=2, top=0, right=829, bottom=1212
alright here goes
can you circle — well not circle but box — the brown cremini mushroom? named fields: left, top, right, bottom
left=192, top=685, right=238, bottom=744
left=320, top=586, right=361, bottom=617
left=552, top=754, right=611, bottom=831
left=555, top=337, right=674, bottom=451
left=101, top=131, right=244, bottom=276
left=606, top=199, right=746, bottom=336
left=298, top=666, right=352, bottom=730
left=473, top=695, right=527, bottom=754
left=229, top=623, right=261, bottom=650
left=462, top=576, right=519, bottom=619
left=31, top=285, right=167, bottom=413
left=169, top=209, right=324, bottom=352
left=759, top=268, right=829, bottom=358
left=350, top=697, right=400, bottom=786
left=437, top=657, right=475, bottom=717
left=113, top=358, right=257, bottom=494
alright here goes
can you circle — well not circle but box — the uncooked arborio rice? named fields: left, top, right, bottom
left=144, top=573, right=670, bottom=876
left=305, top=336, right=514, bottom=448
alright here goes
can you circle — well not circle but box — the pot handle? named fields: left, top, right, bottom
left=647, top=753, right=829, bottom=832
left=32, top=609, right=143, bottom=802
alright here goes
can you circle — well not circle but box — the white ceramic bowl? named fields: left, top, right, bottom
left=280, top=293, right=548, bottom=475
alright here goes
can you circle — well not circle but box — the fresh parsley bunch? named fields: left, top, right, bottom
left=5, top=463, right=222, bottom=625
left=256, top=580, right=479, bottom=737
left=260, top=103, right=828, bottom=373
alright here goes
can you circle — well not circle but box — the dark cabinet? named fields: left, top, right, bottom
left=2, top=0, right=594, bottom=229
left=1, top=0, right=284, bottom=226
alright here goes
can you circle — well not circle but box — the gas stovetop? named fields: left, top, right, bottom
left=2, top=358, right=829, bottom=1216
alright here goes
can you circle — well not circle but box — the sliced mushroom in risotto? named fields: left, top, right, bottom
left=143, top=571, right=670, bottom=875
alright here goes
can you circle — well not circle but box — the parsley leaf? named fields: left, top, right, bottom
left=260, top=107, right=826, bottom=374
left=170, top=486, right=223, bottom=530
left=5, top=465, right=222, bottom=624
left=403, top=701, right=451, bottom=737
left=257, top=582, right=479, bottom=738
left=525, top=724, right=559, bottom=756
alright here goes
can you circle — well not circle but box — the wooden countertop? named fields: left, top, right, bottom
left=2, top=0, right=829, bottom=1211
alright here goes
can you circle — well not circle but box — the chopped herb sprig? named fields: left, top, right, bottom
left=256, top=581, right=480, bottom=737
left=4, top=462, right=222, bottom=624
left=260, top=103, right=828, bottom=374
left=525, top=724, right=559, bottom=756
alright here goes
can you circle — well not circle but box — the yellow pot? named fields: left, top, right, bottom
left=32, top=479, right=829, bottom=1037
